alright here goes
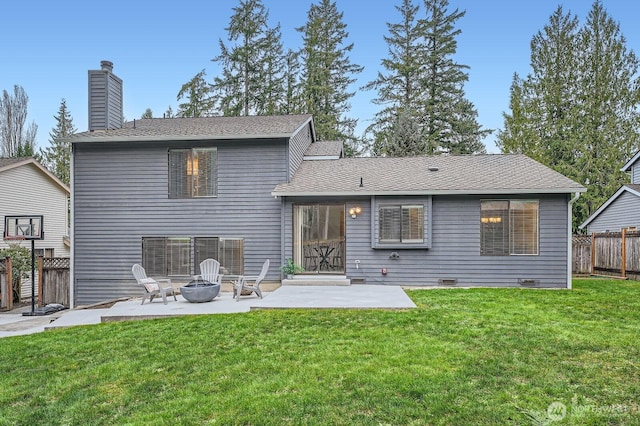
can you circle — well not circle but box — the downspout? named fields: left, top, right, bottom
left=69, top=143, right=75, bottom=308
left=567, top=191, right=581, bottom=290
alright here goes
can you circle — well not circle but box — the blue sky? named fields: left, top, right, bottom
left=2, top=0, right=639, bottom=153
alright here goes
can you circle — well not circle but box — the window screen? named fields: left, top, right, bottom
left=379, top=205, right=424, bottom=244
left=481, top=200, right=539, bottom=256
left=169, top=148, right=217, bottom=198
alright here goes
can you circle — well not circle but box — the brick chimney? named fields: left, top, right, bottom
left=88, top=60, right=123, bottom=130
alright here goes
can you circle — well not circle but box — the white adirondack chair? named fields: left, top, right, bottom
left=198, top=258, right=224, bottom=285
left=234, top=259, right=269, bottom=301
left=131, top=264, right=177, bottom=305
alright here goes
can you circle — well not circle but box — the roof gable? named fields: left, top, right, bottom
left=0, top=157, right=69, bottom=194
left=579, top=184, right=640, bottom=229
left=273, top=154, right=585, bottom=196
left=621, top=150, right=640, bottom=172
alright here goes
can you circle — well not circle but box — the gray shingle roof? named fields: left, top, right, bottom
left=305, top=141, right=343, bottom=158
left=273, top=154, right=585, bottom=196
left=66, top=114, right=313, bottom=143
left=0, top=157, right=30, bottom=169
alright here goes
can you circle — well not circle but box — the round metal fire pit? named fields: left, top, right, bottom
left=180, top=279, right=220, bottom=303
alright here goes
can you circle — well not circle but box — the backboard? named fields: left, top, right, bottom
left=4, top=215, right=44, bottom=240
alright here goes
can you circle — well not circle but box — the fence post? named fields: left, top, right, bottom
left=590, top=233, right=596, bottom=275
left=6, top=257, right=12, bottom=311
left=37, top=256, right=43, bottom=307
left=621, top=228, right=627, bottom=279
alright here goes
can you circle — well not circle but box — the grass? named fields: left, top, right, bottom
left=0, top=278, right=638, bottom=425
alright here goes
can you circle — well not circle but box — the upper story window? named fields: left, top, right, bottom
left=481, top=200, right=539, bottom=256
left=379, top=205, right=424, bottom=244
left=169, top=148, right=217, bottom=198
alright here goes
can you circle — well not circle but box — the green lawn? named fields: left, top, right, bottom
left=0, top=279, right=638, bottom=425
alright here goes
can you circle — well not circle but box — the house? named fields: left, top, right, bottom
left=0, top=157, right=70, bottom=299
left=579, top=150, right=640, bottom=233
left=67, top=62, right=586, bottom=306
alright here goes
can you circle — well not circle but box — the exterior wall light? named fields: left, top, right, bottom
left=349, top=206, right=362, bottom=219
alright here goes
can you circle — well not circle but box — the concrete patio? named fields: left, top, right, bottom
left=0, top=285, right=416, bottom=337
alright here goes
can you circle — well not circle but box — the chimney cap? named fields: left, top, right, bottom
left=100, top=60, right=113, bottom=72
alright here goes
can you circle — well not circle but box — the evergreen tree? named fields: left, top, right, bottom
left=41, top=99, right=76, bottom=185
left=297, top=0, right=364, bottom=154
left=165, top=105, right=174, bottom=118
left=420, top=0, right=488, bottom=154
left=282, top=49, right=304, bottom=115
left=211, top=0, right=286, bottom=116
left=177, top=69, right=213, bottom=117
left=363, top=0, right=426, bottom=155
left=141, top=108, right=153, bottom=119
left=497, top=2, right=640, bottom=228
left=365, top=0, right=488, bottom=156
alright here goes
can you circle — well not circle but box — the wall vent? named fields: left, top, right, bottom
left=518, top=279, right=538, bottom=286
left=439, top=278, right=457, bottom=285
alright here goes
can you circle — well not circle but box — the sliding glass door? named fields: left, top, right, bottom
left=293, top=204, right=345, bottom=274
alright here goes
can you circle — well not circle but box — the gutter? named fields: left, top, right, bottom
left=567, top=191, right=581, bottom=289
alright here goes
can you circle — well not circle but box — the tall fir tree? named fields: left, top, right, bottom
left=365, top=0, right=487, bottom=156
left=498, top=1, right=640, bottom=228
left=177, top=69, right=213, bottom=117
left=297, top=0, right=364, bottom=154
left=420, top=0, right=488, bottom=154
left=41, top=98, right=76, bottom=185
left=363, top=0, right=425, bottom=155
left=211, top=0, right=286, bottom=116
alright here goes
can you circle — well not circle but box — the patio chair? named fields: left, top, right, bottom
left=131, top=264, right=177, bottom=305
left=198, top=258, right=224, bottom=285
left=233, top=259, right=269, bottom=301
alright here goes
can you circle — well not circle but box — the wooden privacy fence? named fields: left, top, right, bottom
left=39, top=257, right=70, bottom=307
left=0, top=257, right=69, bottom=311
left=572, top=231, right=640, bottom=280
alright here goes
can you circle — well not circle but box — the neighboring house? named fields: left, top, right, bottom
left=0, top=157, right=70, bottom=299
left=68, top=62, right=586, bottom=306
left=580, top=150, right=640, bottom=233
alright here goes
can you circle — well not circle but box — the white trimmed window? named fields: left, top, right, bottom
left=169, top=148, right=217, bottom=198
left=379, top=205, right=424, bottom=244
left=481, top=200, right=539, bottom=256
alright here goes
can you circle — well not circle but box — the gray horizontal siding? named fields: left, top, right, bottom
left=284, top=193, right=570, bottom=288
left=73, top=139, right=287, bottom=304
left=288, top=122, right=312, bottom=180
left=632, top=163, right=640, bottom=184
left=587, top=190, right=640, bottom=233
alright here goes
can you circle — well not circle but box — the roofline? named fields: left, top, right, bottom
left=621, top=150, right=640, bottom=172
left=272, top=187, right=587, bottom=197
left=65, top=133, right=294, bottom=144
left=0, top=157, right=70, bottom=194
left=291, top=116, right=316, bottom=142
left=579, top=185, right=640, bottom=229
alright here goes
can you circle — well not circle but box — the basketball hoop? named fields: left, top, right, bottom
left=3, top=215, right=44, bottom=316
left=3, top=235, right=26, bottom=242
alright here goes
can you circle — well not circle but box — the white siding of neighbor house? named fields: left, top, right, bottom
left=283, top=193, right=570, bottom=288
left=0, top=163, right=70, bottom=299
left=586, top=190, right=640, bottom=233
